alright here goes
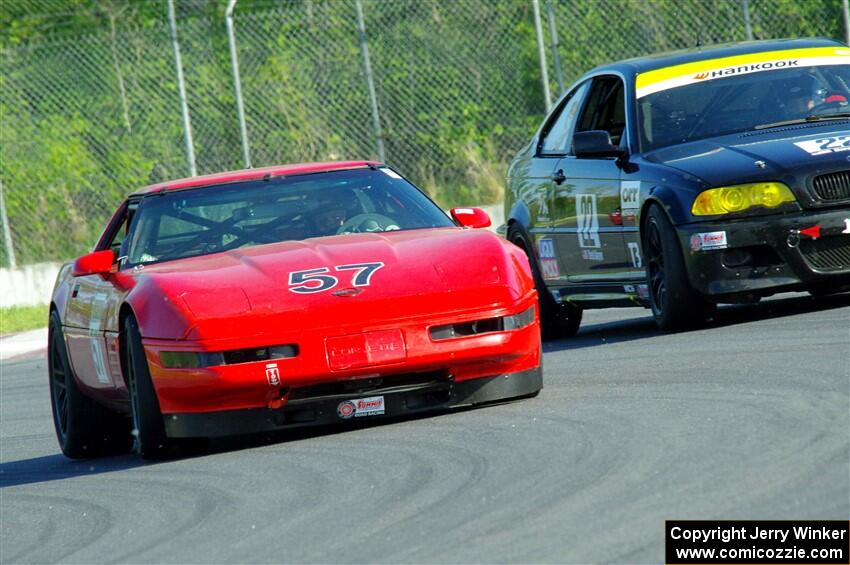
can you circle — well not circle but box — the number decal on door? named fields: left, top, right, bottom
left=627, top=242, right=642, bottom=268
left=288, top=262, right=385, bottom=294
left=576, top=194, right=601, bottom=249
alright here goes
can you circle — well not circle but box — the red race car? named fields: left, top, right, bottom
left=48, top=161, right=542, bottom=458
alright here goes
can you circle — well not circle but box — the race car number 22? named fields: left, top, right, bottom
left=288, top=262, right=384, bottom=294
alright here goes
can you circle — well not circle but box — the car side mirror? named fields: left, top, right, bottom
left=450, top=207, right=492, bottom=229
left=72, top=250, right=116, bottom=277
left=573, top=130, right=627, bottom=159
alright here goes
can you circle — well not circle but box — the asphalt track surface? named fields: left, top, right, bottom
left=1, top=292, right=848, bottom=564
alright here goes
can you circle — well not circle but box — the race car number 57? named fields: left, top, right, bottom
left=288, top=262, right=384, bottom=294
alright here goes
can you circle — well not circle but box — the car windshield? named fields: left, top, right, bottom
left=124, top=168, right=454, bottom=267
left=637, top=63, right=850, bottom=152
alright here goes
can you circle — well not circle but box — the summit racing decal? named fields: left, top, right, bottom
left=635, top=47, right=850, bottom=99
left=794, top=135, right=850, bottom=156
left=337, top=396, right=385, bottom=419
left=690, top=231, right=728, bottom=252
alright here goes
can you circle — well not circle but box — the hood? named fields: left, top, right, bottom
left=130, top=228, right=530, bottom=340
left=643, top=120, right=850, bottom=189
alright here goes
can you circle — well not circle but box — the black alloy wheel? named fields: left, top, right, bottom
left=643, top=205, right=715, bottom=331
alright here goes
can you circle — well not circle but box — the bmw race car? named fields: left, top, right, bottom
left=49, top=161, right=541, bottom=459
left=503, top=38, right=850, bottom=335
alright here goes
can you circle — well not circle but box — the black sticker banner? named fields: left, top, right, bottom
left=666, top=520, right=849, bottom=564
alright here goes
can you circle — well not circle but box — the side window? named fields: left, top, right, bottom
left=539, top=81, right=591, bottom=155
left=108, top=217, right=129, bottom=253
left=95, top=203, right=129, bottom=254
left=576, top=76, right=626, bottom=146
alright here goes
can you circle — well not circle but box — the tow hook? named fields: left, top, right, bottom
left=786, top=230, right=800, bottom=248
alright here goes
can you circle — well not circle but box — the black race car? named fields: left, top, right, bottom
left=502, top=38, right=850, bottom=334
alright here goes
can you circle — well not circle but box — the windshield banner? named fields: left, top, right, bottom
left=635, top=47, right=850, bottom=99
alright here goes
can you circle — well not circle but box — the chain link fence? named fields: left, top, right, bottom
left=1, top=0, right=847, bottom=268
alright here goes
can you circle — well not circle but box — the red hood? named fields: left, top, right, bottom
left=130, top=228, right=533, bottom=340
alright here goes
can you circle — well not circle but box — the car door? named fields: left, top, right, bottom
left=64, top=203, right=131, bottom=393
left=518, top=80, right=592, bottom=286
left=551, top=75, right=633, bottom=282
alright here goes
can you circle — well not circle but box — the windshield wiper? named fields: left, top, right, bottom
left=754, top=112, right=850, bottom=130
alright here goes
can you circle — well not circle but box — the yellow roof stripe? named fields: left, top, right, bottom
left=636, top=46, right=850, bottom=95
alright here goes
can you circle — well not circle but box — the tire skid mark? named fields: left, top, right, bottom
left=1, top=492, right=113, bottom=564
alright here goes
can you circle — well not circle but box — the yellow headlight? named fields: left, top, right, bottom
left=691, top=182, right=796, bottom=216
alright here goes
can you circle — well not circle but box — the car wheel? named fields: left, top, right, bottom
left=123, top=315, right=171, bottom=459
left=48, top=311, right=131, bottom=458
left=643, top=205, right=715, bottom=331
left=509, top=228, right=582, bottom=340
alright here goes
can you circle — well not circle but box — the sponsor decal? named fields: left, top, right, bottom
left=581, top=249, right=604, bottom=261
left=576, top=193, right=601, bottom=249
left=265, top=363, right=281, bottom=386
left=843, top=219, right=850, bottom=234
left=691, top=58, right=800, bottom=81
left=690, top=231, right=728, bottom=251
left=624, top=284, right=635, bottom=293
left=635, top=47, right=850, bottom=99
left=538, top=237, right=560, bottom=279
left=627, top=241, right=643, bottom=268
left=537, top=191, right=550, bottom=222
left=620, top=180, right=640, bottom=214
left=337, top=396, right=385, bottom=419
left=636, top=284, right=650, bottom=300
left=794, top=135, right=850, bottom=156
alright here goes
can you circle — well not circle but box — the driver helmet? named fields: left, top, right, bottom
left=783, top=74, right=848, bottom=117
left=313, top=187, right=361, bottom=235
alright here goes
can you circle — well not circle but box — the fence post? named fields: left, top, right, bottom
left=843, top=0, right=850, bottom=45
left=226, top=0, right=252, bottom=169
left=0, top=177, right=16, bottom=269
left=355, top=0, right=386, bottom=163
left=544, top=0, right=565, bottom=96
left=167, top=0, right=197, bottom=177
left=532, top=0, right=552, bottom=111
left=741, top=0, right=754, bottom=41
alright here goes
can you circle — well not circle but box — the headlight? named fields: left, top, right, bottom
left=691, top=182, right=796, bottom=216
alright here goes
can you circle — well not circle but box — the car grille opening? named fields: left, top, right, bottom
left=222, top=344, right=299, bottom=365
left=811, top=170, right=850, bottom=203
left=287, top=370, right=451, bottom=403
left=799, top=237, right=850, bottom=272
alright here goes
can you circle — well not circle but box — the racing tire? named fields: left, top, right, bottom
left=509, top=228, right=582, bottom=340
left=123, top=315, right=171, bottom=459
left=643, top=205, right=716, bottom=331
left=48, top=311, right=131, bottom=458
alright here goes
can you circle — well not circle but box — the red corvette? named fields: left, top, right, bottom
left=48, top=161, right=542, bottom=458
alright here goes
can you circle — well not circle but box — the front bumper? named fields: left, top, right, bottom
left=163, top=365, right=542, bottom=438
left=142, top=295, right=540, bottom=415
left=678, top=208, right=850, bottom=298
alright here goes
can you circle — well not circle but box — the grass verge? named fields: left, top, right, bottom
left=0, top=305, right=49, bottom=335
